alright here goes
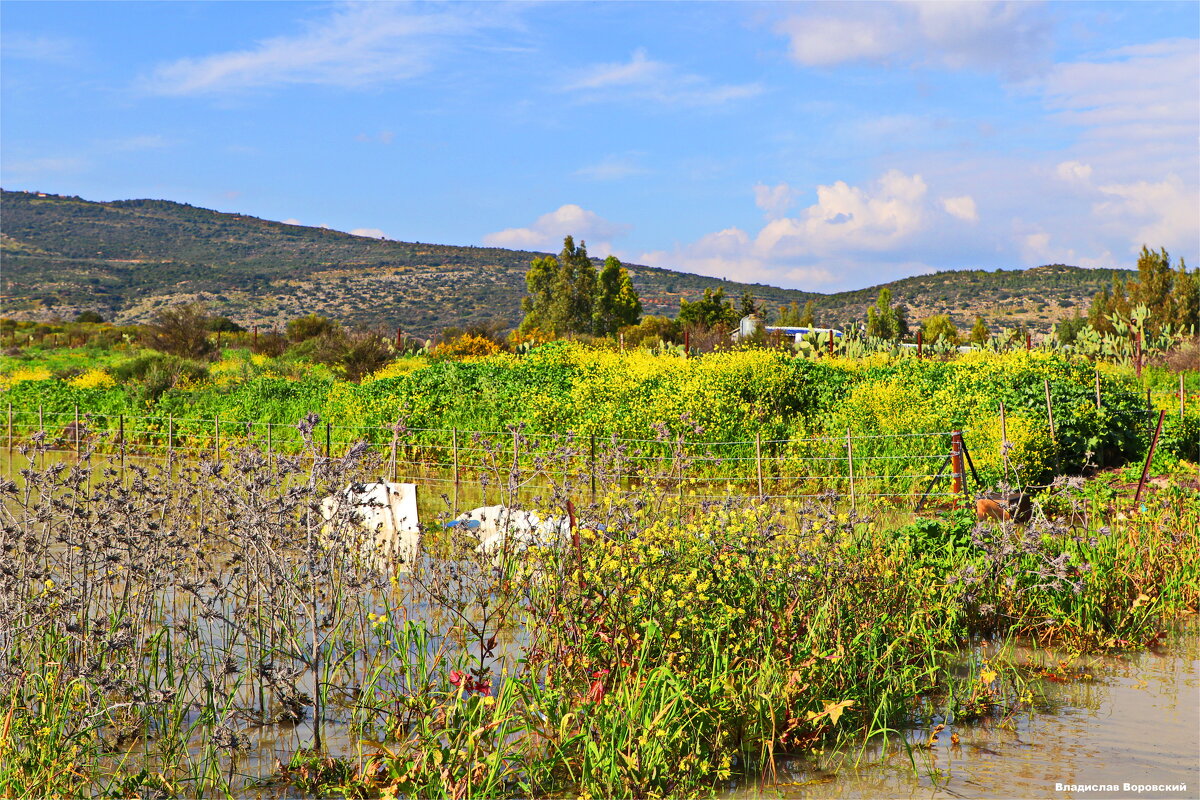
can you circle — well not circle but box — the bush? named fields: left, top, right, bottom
left=141, top=303, right=216, bottom=359
left=287, top=314, right=340, bottom=343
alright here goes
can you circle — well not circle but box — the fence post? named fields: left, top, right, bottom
left=511, top=430, right=520, bottom=498
left=214, top=415, right=220, bottom=460
left=391, top=428, right=399, bottom=482
left=325, top=422, right=332, bottom=459
left=999, top=401, right=1009, bottom=481
left=845, top=429, right=856, bottom=513
left=451, top=427, right=459, bottom=511
left=1095, top=370, right=1102, bottom=411
left=1044, top=378, right=1055, bottom=439
left=917, top=330, right=923, bottom=358
left=253, top=325, right=258, bottom=347
left=119, top=414, right=126, bottom=476
left=167, top=414, right=174, bottom=466
left=74, top=404, right=80, bottom=458
left=590, top=433, right=597, bottom=503
left=1181, top=374, right=1186, bottom=422
left=1134, top=410, right=1166, bottom=507
left=6, top=402, right=11, bottom=458
left=950, top=430, right=965, bottom=498
left=1025, top=332, right=1031, bottom=353
left=37, top=404, right=43, bottom=469
left=755, top=432, right=765, bottom=498
left=396, top=326, right=403, bottom=349
left=1135, top=331, right=1142, bottom=380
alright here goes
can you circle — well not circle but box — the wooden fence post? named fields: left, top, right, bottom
left=917, top=330, right=923, bottom=358
left=6, top=403, right=12, bottom=459
left=1095, top=370, right=1102, bottom=411
left=511, top=430, right=520, bottom=498
left=950, top=431, right=965, bottom=498
left=325, top=422, right=332, bottom=459
left=267, top=422, right=273, bottom=461
left=167, top=414, right=173, bottom=465
left=1181, top=374, right=1186, bottom=422
left=74, top=404, right=80, bottom=458
left=1044, top=378, right=1055, bottom=439
left=1134, top=410, right=1166, bottom=507
left=119, top=414, right=126, bottom=475
left=451, top=427, right=459, bottom=512
left=214, top=415, right=220, bottom=460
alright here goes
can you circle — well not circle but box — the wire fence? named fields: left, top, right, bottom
left=1, top=405, right=991, bottom=508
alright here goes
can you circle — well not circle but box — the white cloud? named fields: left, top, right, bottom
left=483, top=204, right=631, bottom=255
left=941, top=195, right=978, bottom=223
left=1038, top=38, right=1198, bottom=179
left=1094, top=174, right=1198, bottom=258
left=350, top=227, right=387, bottom=239
left=639, top=170, right=976, bottom=289
left=141, top=3, right=512, bottom=95
left=1, top=156, right=87, bottom=176
left=356, top=131, right=395, bottom=145
left=775, top=1, right=1051, bottom=77
left=1054, top=160, right=1093, bottom=183
left=1, top=33, right=78, bottom=64
left=563, top=48, right=762, bottom=107
left=282, top=218, right=303, bottom=226
left=753, top=182, right=798, bottom=220
left=574, top=155, right=648, bottom=181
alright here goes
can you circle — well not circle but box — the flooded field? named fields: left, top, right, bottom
left=2, top=442, right=1196, bottom=798
left=734, top=625, right=1199, bottom=799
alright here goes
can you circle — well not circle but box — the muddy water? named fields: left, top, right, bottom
left=735, top=626, right=1199, bottom=800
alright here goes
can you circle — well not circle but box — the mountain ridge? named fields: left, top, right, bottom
left=0, top=189, right=1132, bottom=336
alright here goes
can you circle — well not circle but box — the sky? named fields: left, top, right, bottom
left=2, top=1, right=1197, bottom=293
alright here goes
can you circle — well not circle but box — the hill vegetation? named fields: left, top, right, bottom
left=2, top=189, right=1134, bottom=336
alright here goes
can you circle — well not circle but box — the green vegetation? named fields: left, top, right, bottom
left=0, top=433, right=1194, bottom=798
left=518, top=238, right=642, bottom=338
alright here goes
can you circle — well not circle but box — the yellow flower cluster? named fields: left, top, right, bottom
left=67, top=368, right=116, bottom=390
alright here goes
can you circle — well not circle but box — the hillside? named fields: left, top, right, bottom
left=1, top=189, right=1132, bottom=336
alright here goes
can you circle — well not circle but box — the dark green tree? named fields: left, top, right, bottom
left=518, top=236, right=599, bottom=336
left=594, top=256, right=642, bottom=336
left=865, top=288, right=902, bottom=340
left=679, top=288, right=737, bottom=329
left=738, top=290, right=759, bottom=319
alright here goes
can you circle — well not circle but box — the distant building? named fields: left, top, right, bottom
left=735, top=314, right=843, bottom=343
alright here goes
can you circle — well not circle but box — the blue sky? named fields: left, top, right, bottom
left=2, top=1, right=1197, bottom=292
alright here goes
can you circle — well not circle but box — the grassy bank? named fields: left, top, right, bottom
left=0, top=433, right=1196, bottom=798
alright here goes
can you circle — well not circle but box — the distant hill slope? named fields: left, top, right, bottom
left=1, top=190, right=1132, bottom=336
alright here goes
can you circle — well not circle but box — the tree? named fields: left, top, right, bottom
left=1056, top=314, right=1087, bottom=345
left=968, top=316, right=990, bottom=345
left=776, top=301, right=801, bottom=326
left=739, top=290, right=759, bottom=319
left=799, top=300, right=816, bottom=327
left=1088, top=246, right=1199, bottom=335
left=207, top=316, right=245, bottom=333
left=594, top=256, right=643, bottom=336
left=920, top=314, right=960, bottom=346
left=143, top=303, right=216, bottom=359
left=865, top=288, right=903, bottom=340
left=679, top=288, right=737, bottom=330
left=74, top=310, right=104, bottom=324
left=518, top=236, right=600, bottom=337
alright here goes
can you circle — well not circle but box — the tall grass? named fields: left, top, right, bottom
left=0, top=421, right=1195, bottom=798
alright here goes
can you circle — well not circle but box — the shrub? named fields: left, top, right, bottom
left=141, top=303, right=216, bottom=359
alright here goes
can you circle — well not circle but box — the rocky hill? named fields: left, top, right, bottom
left=1, top=189, right=1131, bottom=335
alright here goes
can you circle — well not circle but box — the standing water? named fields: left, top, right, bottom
left=732, top=624, right=1199, bottom=799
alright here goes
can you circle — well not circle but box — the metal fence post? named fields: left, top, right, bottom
left=6, top=402, right=11, bottom=458
left=119, top=414, right=126, bottom=475
left=590, top=433, right=597, bottom=502
left=326, top=422, right=332, bottom=459
left=755, top=431, right=765, bottom=498
left=214, top=415, right=220, bottom=460
left=845, top=429, right=856, bottom=513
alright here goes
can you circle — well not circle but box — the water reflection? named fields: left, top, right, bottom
left=732, top=627, right=1199, bottom=799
